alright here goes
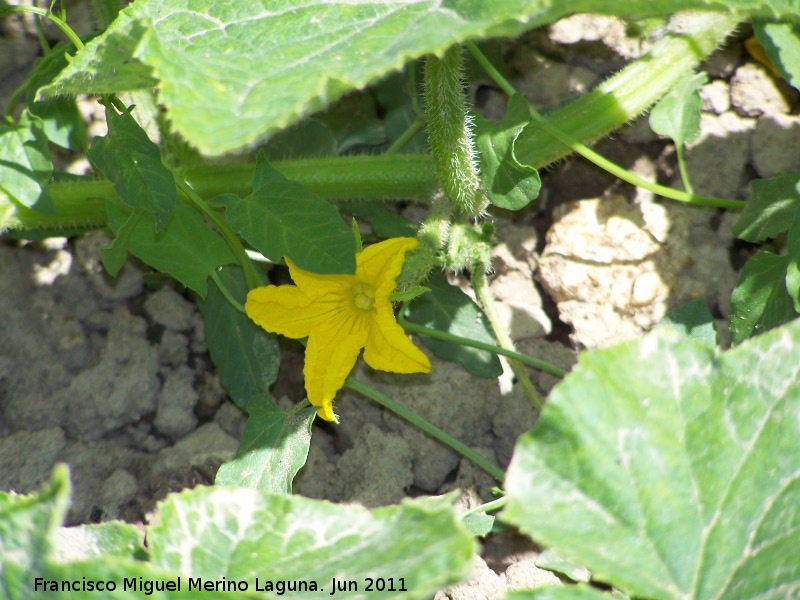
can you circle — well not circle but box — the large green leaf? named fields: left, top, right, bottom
left=502, top=321, right=800, bottom=599
left=39, top=0, right=799, bottom=156
left=406, top=271, right=502, bottom=378
left=217, top=153, right=356, bottom=274
left=215, top=395, right=315, bottom=493
left=106, top=200, right=237, bottom=297
left=198, top=266, right=280, bottom=408
left=658, top=297, right=716, bottom=348
left=148, top=488, right=474, bottom=598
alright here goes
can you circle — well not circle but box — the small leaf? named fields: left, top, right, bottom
left=754, top=20, right=800, bottom=91
left=106, top=200, right=237, bottom=297
left=89, top=106, right=176, bottom=230
left=461, top=512, right=495, bottom=538
left=390, top=285, right=430, bottom=303
left=99, top=208, right=143, bottom=277
left=730, top=251, right=798, bottom=345
left=198, top=266, right=279, bottom=408
left=148, top=488, right=474, bottom=597
left=219, top=153, right=356, bottom=274
left=0, top=111, right=53, bottom=214
left=475, top=94, right=541, bottom=211
left=215, top=395, right=315, bottom=493
left=406, top=272, right=502, bottom=378
left=503, top=321, right=800, bottom=599
left=732, top=171, right=800, bottom=242
left=658, top=297, right=716, bottom=347
left=649, top=71, right=707, bottom=146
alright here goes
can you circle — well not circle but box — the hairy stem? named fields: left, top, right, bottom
left=424, top=45, right=486, bottom=216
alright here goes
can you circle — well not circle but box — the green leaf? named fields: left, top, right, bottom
left=100, top=208, right=143, bottom=277
left=37, top=8, right=157, bottom=98
left=148, top=488, right=474, bottom=598
left=0, top=464, right=71, bottom=599
left=106, top=200, right=237, bottom=297
left=29, top=97, right=86, bottom=151
left=475, top=94, right=541, bottom=211
left=0, top=111, right=53, bottom=214
left=50, top=522, right=145, bottom=563
left=658, top=297, right=716, bottom=347
left=461, top=512, right=495, bottom=538
left=503, top=322, right=800, bottom=599
left=730, top=251, right=798, bottom=345
left=89, top=107, right=176, bottom=231
left=390, top=285, right=431, bottom=303
left=787, top=208, right=800, bottom=313
left=731, top=171, right=800, bottom=242
left=215, top=395, right=316, bottom=493
left=535, top=549, right=591, bottom=583
left=42, top=0, right=788, bottom=156
left=198, top=266, right=280, bottom=408
left=406, top=272, right=502, bottom=378
left=506, top=588, right=610, bottom=600
left=754, top=20, right=800, bottom=91
left=219, top=153, right=356, bottom=274
left=648, top=71, right=707, bottom=146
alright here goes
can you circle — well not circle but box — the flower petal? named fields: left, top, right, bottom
left=357, top=237, right=418, bottom=303
left=245, top=285, right=336, bottom=339
left=304, top=317, right=368, bottom=421
left=286, top=257, right=355, bottom=301
left=364, top=304, right=431, bottom=374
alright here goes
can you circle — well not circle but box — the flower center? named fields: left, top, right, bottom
left=351, top=282, right=376, bottom=311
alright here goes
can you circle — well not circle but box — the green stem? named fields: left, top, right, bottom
left=399, top=313, right=566, bottom=378
left=467, top=40, right=744, bottom=210
left=472, top=269, right=543, bottom=411
left=174, top=178, right=262, bottom=290
left=676, top=144, right=695, bottom=195
left=344, top=377, right=505, bottom=483
left=210, top=271, right=246, bottom=313
left=384, top=119, right=425, bottom=156
left=4, top=5, right=84, bottom=51
left=461, top=495, right=508, bottom=518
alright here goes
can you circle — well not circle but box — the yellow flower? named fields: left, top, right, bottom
left=245, top=237, right=431, bottom=421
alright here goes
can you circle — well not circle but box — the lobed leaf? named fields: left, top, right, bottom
left=106, top=200, right=237, bottom=297
left=218, top=153, right=356, bottom=275
left=215, top=394, right=315, bottom=493
left=148, top=488, right=474, bottom=599
left=503, top=321, right=800, bottom=599
left=39, top=0, right=800, bottom=156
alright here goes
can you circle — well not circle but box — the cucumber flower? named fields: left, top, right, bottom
left=245, top=237, right=431, bottom=422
